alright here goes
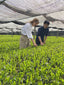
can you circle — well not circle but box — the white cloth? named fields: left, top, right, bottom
left=21, top=23, right=33, bottom=39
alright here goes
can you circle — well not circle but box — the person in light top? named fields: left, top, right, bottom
left=20, top=18, right=39, bottom=49
left=36, top=21, right=50, bottom=46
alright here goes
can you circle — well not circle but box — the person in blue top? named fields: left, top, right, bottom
left=36, top=21, right=50, bottom=46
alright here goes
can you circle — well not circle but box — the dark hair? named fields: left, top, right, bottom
left=30, top=18, right=39, bottom=24
left=44, top=21, right=50, bottom=25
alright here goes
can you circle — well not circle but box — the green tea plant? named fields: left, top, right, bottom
left=0, top=35, right=64, bottom=85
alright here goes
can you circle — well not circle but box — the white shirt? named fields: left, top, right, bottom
left=21, top=23, right=33, bottom=39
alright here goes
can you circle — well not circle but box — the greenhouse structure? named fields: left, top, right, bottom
left=0, top=0, right=64, bottom=85
left=0, top=0, right=64, bottom=36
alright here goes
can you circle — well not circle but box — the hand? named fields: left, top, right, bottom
left=34, top=43, right=37, bottom=47
left=40, top=42, right=44, bottom=46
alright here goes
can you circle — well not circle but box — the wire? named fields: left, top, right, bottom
left=0, top=0, right=6, bottom=4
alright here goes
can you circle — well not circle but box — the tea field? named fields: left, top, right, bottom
left=0, top=35, right=64, bottom=85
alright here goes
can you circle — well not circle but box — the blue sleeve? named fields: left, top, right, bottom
left=37, top=28, right=41, bottom=36
left=45, top=29, right=49, bottom=36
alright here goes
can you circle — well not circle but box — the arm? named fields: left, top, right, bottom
left=27, top=32, right=37, bottom=47
left=37, top=28, right=44, bottom=46
left=44, top=28, right=49, bottom=44
left=31, top=39, right=37, bottom=47
left=38, top=36, right=44, bottom=45
left=44, top=36, right=47, bottom=44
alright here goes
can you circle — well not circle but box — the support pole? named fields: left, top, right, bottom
left=11, top=28, right=13, bottom=37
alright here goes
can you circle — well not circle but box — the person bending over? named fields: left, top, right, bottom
left=36, top=21, right=50, bottom=46
left=20, top=18, right=39, bottom=49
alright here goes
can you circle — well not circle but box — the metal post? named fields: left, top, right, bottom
left=57, top=29, right=59, bottom=37
left=11, top=28, right=13, bottom=37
